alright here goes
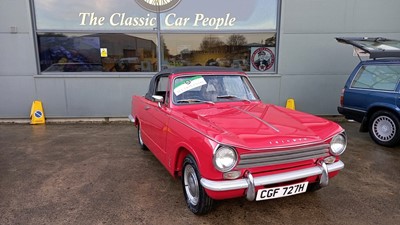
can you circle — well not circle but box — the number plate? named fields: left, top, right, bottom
left=256, top=182, right=309, bottom=201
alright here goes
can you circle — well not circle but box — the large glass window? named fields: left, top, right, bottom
left=32, top=0, right=279, bottom=74
left=161, top=33, right=276, bottom=72
left=38, top=33, right=158, bottom=72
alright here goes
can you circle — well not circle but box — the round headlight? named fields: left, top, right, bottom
left=213, top=146, right=238, bottom=172
left=330, top=133, right=347, bottom=156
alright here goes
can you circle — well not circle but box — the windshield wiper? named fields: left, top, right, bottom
left=217, top=95, right=239, bottom=99
left=217, top=95, right=251, bottom=102
left=177, top=99, right=215, bottom=105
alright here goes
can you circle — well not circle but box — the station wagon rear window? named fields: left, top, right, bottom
left=351, top=65, right=400, bottom=91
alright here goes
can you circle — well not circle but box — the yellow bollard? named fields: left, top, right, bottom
left=30, top=100, right=46, bottom=124
left=286, top=98, right=296, bottom=110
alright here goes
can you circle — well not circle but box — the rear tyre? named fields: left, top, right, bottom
left=137, top=122, right=148, bottom=150
left=369, top=111, right=400, bottom=147
left=182, top=155, right=213, bottom=215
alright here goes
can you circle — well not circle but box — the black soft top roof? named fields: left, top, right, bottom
left=336, top=37, right=400, bottom=59
left=145, top=66, right=244, bottom=100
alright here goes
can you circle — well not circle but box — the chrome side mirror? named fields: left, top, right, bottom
left=152, top=95, right=164, bottom=108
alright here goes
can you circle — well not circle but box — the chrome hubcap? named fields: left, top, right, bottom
left=184, top=164, right=199, bottom=205
left=373, top=116, right=396, bottom=142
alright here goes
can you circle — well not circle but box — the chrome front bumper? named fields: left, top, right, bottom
left=200, top=160, right=344, bottom=201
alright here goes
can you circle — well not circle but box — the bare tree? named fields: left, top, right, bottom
left=227, top=34, right=247, bottom=46
left=200, top=36, right=224, bottom=52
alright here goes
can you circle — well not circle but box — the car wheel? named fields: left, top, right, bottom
left=137, top=122, right=148, bottom=150
left=307, top=183, right=322, bottom=192
left=369, top=110, right=400, bottom=147
left=182, top=155, right=213, bottom=214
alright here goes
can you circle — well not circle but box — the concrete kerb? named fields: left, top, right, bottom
left=0, top=117, right=131, bottom=124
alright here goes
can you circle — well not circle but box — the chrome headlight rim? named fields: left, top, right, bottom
left=213, top=145, right=238, bottom=173
left=330, top=132, right=347, bottom=156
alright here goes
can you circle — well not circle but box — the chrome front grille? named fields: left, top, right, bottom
left=237, top=144, right=330, bottom=169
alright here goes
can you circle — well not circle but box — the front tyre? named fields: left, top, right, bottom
left=137, top=122, right=148, bottom=150
left=369, top=110, right=400, bottom=147
left=182, top=155, right=213, bottom=215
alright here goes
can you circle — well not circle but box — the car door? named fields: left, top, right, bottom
left=141, top=75, right=170, bottom=164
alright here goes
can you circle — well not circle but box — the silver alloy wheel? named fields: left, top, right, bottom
left=372, top=115, right=396, bottom=141
left=183, top=164, right=199, bottom=205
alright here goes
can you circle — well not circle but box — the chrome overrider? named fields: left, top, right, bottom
left=200, top=160, right=344, bottom=201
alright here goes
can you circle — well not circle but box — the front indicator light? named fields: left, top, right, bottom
left=223, top=170, right=241, bottom=180
left=324, top=156, right=336, bottom=164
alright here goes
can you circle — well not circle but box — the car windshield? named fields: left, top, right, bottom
left=173, top=75, right=259, bottom=104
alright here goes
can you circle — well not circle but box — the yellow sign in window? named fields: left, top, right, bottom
left=100, top=48, right=108, bottom=57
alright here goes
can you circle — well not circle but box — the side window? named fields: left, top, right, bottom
left=155, top=76, right=169, bottom=104
left=351, top=65, right=400, bottom=91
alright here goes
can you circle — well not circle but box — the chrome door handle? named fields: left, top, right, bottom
left=144, top=106, right=150, bottom=110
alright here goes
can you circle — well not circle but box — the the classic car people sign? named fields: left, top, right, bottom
left=34, top=0, right=278, bottom=31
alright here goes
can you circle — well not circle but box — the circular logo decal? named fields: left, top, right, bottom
left=135, top=0, right=182, bottom=12
left=34, top=110, right=43, bottom=118
left=251, top=47, right=275, bottom=72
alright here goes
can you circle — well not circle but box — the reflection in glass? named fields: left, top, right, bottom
left=161, top=33, right=276, bottom=72
left=38, top=33, right=158, bottom=72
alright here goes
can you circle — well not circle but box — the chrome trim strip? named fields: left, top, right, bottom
left=349, top=87, right=398, bottom=93
left=234, top=106, right=280, bottom=132
left=340, top=106, right=366, bottom=113
left=128, top=114, right=135, bottom=123
left=200, top=161, right=344, bottom=192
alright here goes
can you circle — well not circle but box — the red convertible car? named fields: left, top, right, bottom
left=129, top=66, right=346, bottom=214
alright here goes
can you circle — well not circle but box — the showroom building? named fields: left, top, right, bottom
left=1, top=0, right=400, bottom=119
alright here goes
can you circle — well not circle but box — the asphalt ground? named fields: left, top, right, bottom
left=0, top=121, right=399, bottom=225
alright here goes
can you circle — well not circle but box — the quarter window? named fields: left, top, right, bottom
left=351, top=65, right=400, bottom=91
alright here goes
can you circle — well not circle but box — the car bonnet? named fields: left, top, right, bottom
left=174, top=103, right=343, bottom=150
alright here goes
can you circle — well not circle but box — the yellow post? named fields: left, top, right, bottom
left=286, top=98, right=296, bottom=110
left=30, top=100, right=45, bottom=124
